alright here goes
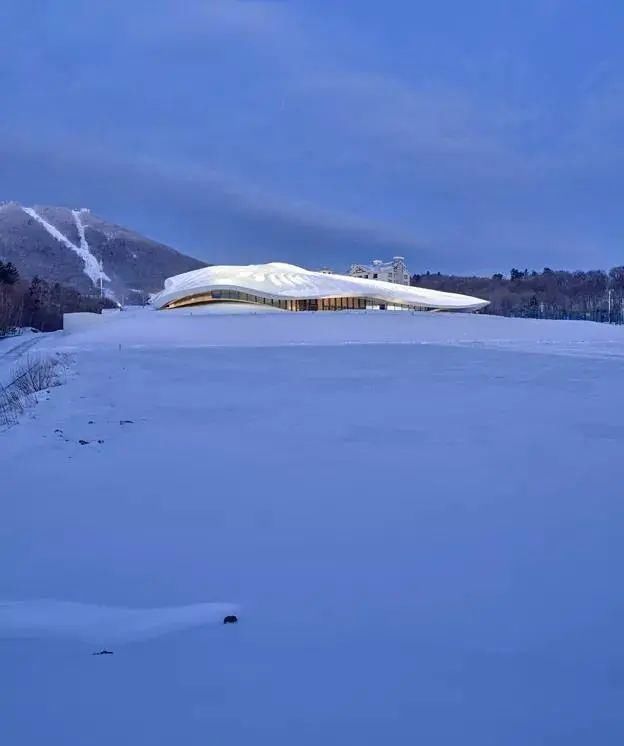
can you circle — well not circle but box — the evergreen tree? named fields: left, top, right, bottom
left=0, top=261, right=19, bottom=285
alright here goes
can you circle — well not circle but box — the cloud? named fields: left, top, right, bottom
left=2, top=0, right=624, bottom=271
left=0, top=134, right=432, bottom=268
left=121, top=0, right=294, bottom=45
left=124, top=0, right=621, bottom=193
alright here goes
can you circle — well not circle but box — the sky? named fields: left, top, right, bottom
left=1, top=0, right=623, bottom=274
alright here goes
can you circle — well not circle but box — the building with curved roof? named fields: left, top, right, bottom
left=151, top=262, right=489, bottom=313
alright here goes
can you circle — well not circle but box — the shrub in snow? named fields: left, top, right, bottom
left=0, top=354, right=67, bottom=427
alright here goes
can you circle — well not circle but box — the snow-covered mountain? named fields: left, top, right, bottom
left=0, top=202, right=206, bottom=301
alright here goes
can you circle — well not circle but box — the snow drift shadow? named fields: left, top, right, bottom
left=0, top=600, right=238, bottom=644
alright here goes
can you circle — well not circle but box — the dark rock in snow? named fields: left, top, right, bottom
left=223, top=615, right=238, bottom=624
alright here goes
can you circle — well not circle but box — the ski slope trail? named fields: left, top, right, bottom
left=71, top=209, right=90, bottom=256
left=21, top=206, right=110, bottom=287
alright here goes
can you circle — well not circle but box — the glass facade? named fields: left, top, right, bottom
left=164, top=289, right=430, bottom=312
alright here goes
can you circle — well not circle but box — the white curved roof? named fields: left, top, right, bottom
left=151, top=262, right=489, bottom=311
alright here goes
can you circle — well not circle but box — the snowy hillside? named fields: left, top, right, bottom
left=0, top=202, right=205, bottom=299
left=2, top=312, right=624, bottom=744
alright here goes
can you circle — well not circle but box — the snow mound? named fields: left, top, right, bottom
left=0, top=600, right=238, bottom=644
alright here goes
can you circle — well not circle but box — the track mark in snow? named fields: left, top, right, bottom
left=0, top=336, right=41, bottom=360
left=22, top=207, right=110, bottom=288
left=0, top=600, right=239, bottom=644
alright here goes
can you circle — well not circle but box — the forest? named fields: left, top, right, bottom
left=0, top=261, right=115, bottom=337
left=413, top=266, right=624, bottom=323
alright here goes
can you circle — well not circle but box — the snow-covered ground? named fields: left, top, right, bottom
left=51, top=305, right=624, bottom=358
left=0, top=330, right=46, bottom=383
left=2, top=311, right=624, bottom=744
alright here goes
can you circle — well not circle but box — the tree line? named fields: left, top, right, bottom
left=3, top=260, right=624, bottom=335
left=0, top=261, right=116, bottom=337
left=412, top=266, right=624, bottom=323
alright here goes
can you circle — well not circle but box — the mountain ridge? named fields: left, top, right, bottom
left=0, top=202, right=207, bottom=301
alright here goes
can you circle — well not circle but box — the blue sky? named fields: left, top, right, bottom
left=1, top=0, right=623, bottom=273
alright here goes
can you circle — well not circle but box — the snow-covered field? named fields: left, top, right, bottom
left=2, top=310, right=624, bottom=744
